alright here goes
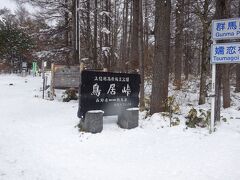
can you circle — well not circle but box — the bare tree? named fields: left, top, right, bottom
left=92, top=0, right=98, bottom=68
left=150, top=0, right=171, bottom=114
left=183, top=0, right=191, bottom=80
left=214, top=0, right=230, bottom=122
left=195, top=0, right=213, bottom=105
left=130, top=0, right=139, bottom=71
left=174, top=0, right=184, bottom=90
left=139, top=0, right=145, bottom=110
left=120, top=0, right=129, bottom=72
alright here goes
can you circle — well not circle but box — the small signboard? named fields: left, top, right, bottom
left=32, top=62, right=37, bottom=74
left=78, top=70, right=140, bottom=118
left=212, top=18, right=240, bottom=40
left=52, top=65, right=80, bottom=89
left=211, top=43, right=240, bottom=64
left=22, top=62, right=27, bottom=69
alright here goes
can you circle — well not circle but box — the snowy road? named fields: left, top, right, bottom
left=0, top=75, right=240, bottom=180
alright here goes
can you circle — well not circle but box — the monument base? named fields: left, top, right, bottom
left=118, top=108, right=139, bottom=129
left=79, top=110, right=104, bottom=133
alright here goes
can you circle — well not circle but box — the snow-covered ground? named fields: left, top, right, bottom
left=0, top=74, right=240, bottom=180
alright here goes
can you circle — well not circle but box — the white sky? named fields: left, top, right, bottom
left=0, top=0, right=55, bottom=26
left=0, top=0, right=35, bottom=14
left=0, top=0, right=18, bottom=12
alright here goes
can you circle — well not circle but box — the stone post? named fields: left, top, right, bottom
left=79, top=110, right=104, bottom=133
left=118, top=108, right=139, bottom=129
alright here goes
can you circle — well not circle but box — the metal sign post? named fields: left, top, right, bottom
left=210, top=18, right=240, bottom=133
left=42, top=60, right=45, bottom=99
left=210, top=41, right=216, bottom=133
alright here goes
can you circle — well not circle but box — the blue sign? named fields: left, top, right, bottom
left=211, top=43, right=240, bottom=64
left=212, top=18, right=240, bottom=40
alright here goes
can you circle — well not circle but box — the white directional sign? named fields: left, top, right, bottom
left=211, top=43, right=240, bottom=64
left=210, top=18, right=240, bottom=133
left=212, top=18, right=240, bottom=40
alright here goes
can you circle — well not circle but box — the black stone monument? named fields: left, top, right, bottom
left=78, top=70, right=140, bottom=133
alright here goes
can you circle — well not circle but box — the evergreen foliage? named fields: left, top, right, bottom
left=0, top=17, right=34, bottom=61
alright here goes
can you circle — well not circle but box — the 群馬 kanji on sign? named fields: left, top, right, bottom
left=212, top=18, right=240, bottom=40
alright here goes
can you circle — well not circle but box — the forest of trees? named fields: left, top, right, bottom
left=1, top=0, right=240, bottom=122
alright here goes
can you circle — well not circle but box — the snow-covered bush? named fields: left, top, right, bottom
left=62, top=88, right=78, bottom=102
left=166, top=96, right=181, bottom=114
left=186, top=108, right=210, bottom=128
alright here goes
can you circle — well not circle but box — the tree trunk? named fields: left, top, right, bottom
left=64, top=0, right=69, bottom=65
left=150, top=0, right=171, bottom=114
left=220, top=0, right=231, bottom=109
left=236, top=64, right=240, bottom=92
left=71, top=0, right=77, bottom=65
left=214, top=64, right=222, bottom=122
left=198, top=27, right=208, bottom=105
left=76, top=0, right=80, bottom=65
left=199, top=0, right=210, bottom=105
left=121, top=0, right=129, bottom=72
left=86, top=0, right=93, bottom=67
left=103, top=0, right=111, bottom=70
left=130, top=0, right=139, bottom=71
left=99, top=0, right=104, bottom=66
left=110, top=0, right=118, bottom=71
left=222, top=2, right=231, bottom=109
left=214, top=0, right=229, bottom=122
left=174, top=0, right=184, bottom=90
left=183, top=0, right=191, bottom=80
left=126, top=1, right=133, bottom=72
left=223, top=64, right=230, bottom=108
left=235, top=1, right=240, bottom=92
left=93, top=0, right=98, bottom=68
left=144, top=0, right=149, bottom=77
left=139, top=0, right=145, bottom=111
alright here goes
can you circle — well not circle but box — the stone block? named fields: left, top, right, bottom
left=79, top=110, right=104, bottom=133
left=118, top=108, right=139, bottom=129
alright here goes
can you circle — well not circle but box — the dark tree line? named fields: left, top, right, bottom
left=1, top=0, right=240, bottom=117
